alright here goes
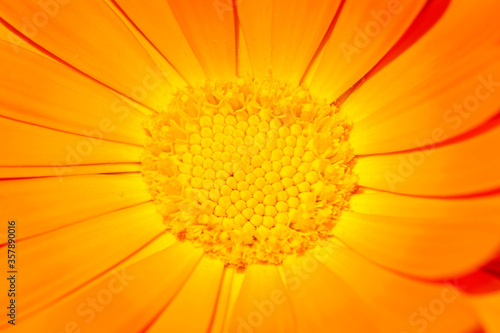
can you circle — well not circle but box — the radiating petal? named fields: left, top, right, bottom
left=271, top=0, right=341, bottom=85
left=102, top=0, right=187, bottom=91
left=0, top=20, right=46, bottom=57
left=228, top=265, right=296, bottom=333
left=353, top=123, right=500, bottom=196
left=112, top=0, right=206, bottom=85
left=148, top=256, right=224, bottom=333
left=168, top=0, right=236, bottom=80
left=315, top=241, right=480, bottom=333
left=455, top=270, right=500, bottom=295
left=209, top=267, right=236, bottom=333
left=220, top=269, right=246, bottom=333
left=2, top=203, right=164, bottom=320
left=236, top=0, right=272, bottom=78
left=0, top=0, right=176, bottom=108
left=0, top=174, right=150, bottom=242
left=0, top=41, right=145, bottom=145
left=350, top=190, right=500, bottom=221
left=236, top=25, right=253, bottom=79
left=120, top=233, right=178, bottom=269
left=307, top=0, right=426, bottom=102
left=343, top=0, right=500, bottom=154
left=0, top=163, right=140, bottom=179
left=334, top=211, right=500, bottom=279
left=1, top=117, right=141, bottom=166
left=467, top=290, right=500, bottom=333
left=283, top=254, right=378, bottom=332
left=7, top=241, right=202, bottom=332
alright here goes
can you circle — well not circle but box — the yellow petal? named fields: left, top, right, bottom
left=343, top=0, right=500, bottom=154
left=0, top=174, right=150, bottom=242
left=148, top=256, right=224, bottom=333
left=220, top=269, right=246, bottom=333
left=307, top=0, right=426, bottom=102
left=0, top=0, right=174, bottom=109
left=168, top=0, right=236, bottom=80
left=0, top=41, right=146, bottom=145
left=209, top=267, right=236, bottom=333
left=334, top=211, right=500, bottom=279
left=353, top=123, right=500, bottom=196
left=228, top=264, right=297, bottom=333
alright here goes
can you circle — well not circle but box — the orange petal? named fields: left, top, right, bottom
left=0, top=174, right=150, bottom=242
left=0, top=1, right=175, bottom=109
left=112, top=0, right=206, bottom=85
left=236, top=0, right=272, bottom=78
left=0, top=163, right=140, bottom=179
left=103, top=0, right=187, bottom=90
left=3, top=203, right=164, bottom=320
left=0, top=116, right=141, bottom=166
left=467, top=290, right=500, bottom=333
left=307, top=0, right=426, bottom=102
left=353, top=124, right=500, bottom=196
left=119, top=233, right=179, bottom=270
left=283, top=254, right=378, bottom=332
left=10, top=241, right=202, bottom=332
left=236, top=25, right=253, bottom=80
left=350, top=190, right=500, bottom=221
left=168, top=0, right=236, bottom=80
left=334, top=211, right=500, bottom=279
left=343, top=0, right=500, bottom=154
left=271, top=0, right=341, bottom=85
left=0, top=20, right=46, bottom=57
left=148, top=256, right=224, bottom=332
left=228, top=264, right=297, bottom=333
left=315, top=241, right=480, bottom=333
left=0, top=41, right=146, bottom=145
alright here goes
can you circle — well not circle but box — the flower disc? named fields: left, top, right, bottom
left=142, top=78, right=357, bottom=266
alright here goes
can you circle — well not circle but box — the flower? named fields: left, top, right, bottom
left=1, top=0, right=499, bottom=332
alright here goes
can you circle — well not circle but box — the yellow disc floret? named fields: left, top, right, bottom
left=141, top=78, right=357, bottom=267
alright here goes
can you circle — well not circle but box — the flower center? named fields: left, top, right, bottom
left=141, top=78, right=357, bottom=267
